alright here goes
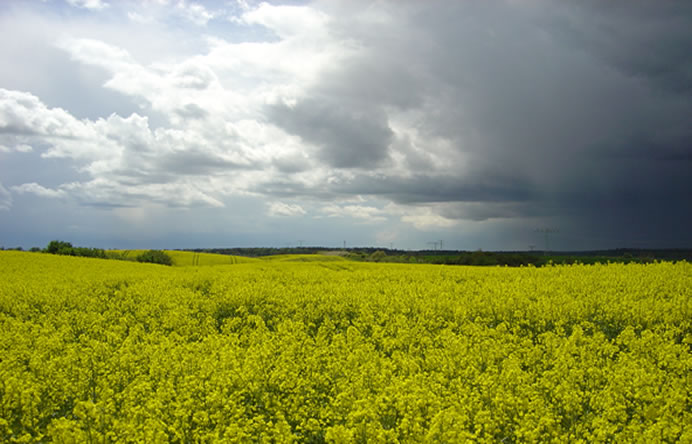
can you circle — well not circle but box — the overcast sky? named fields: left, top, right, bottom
left=1, top=0, right=690, bottom=251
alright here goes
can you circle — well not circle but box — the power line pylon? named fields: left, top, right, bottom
left=535, top=228, right=558, bottom=255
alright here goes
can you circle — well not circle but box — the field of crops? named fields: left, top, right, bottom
left=108, top=250, right=258, bottom=266
left=0, top=251, right=690, bottom=442
left=258, top=254, right=349, bottom=263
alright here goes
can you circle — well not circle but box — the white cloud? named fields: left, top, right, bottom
left=233, top=0, right=250, bottom=12
left=18, top=5, right=357, bottom=212
left=177, top=1, right=217, bottom=26
left=0, top=89, right=235, bottom=208
left=0, top=88, right=87, bottom=139
left=0, top=3, right=493, bottom=231
left=322, top=204, right=387, bottom=223
left=126, top=1, right=218, bottom=27
left=55, top=38, right=161, bottom=99
left=401, top=211, right=458, bottom=230
left=12, top=182, right=67, bottom=199
left=240, top=2, right=329, bottom=39
left=127, top=12, right=156, bottom=25
left=66, top=0, right=109, bottom=11
left=0, top=144, right=33, bottom=154
left=267, top=202, right=306, bottom=217
left=0, top=182, right=11, bottom=210
left=63, top=179, right=225, bottom=208
left=385, top=203, right=458, bottom=230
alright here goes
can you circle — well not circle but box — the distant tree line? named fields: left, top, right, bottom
left=348, top=250, right=687, bottom=267
left=347, top=250, right=542, bottom=266
left=187, top=247, right=339, bottom=257
left=189, top=246, right=691, bottom=263
left=8, top=243, right=688, bottom=268
left=41, top=241, right=172, bottom=266
left=45, top=240, right=107, bottom=258
left=134, top=249, right=173, bottom=266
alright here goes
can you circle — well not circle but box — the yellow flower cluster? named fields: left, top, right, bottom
left=0, top=251, right=689, bottom=442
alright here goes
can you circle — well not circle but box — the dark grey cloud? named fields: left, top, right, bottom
left=283, top=0, right=692, bottom=247
left=330, top=173, right=537, bottom=206
left=544, top=1, right=692, bottom=94
left=0, top=182, right=11, bottom=210
left=158, top=149, right=257, bottom=176
left=104, top=148, right=258, bottom=187
left=0, top=149, right=88, bottom=188
left=266, top=97, right=393, bottom=169
left=271, top=155, right=311, bottom=173
left=252, top=177, right=336, bottom=201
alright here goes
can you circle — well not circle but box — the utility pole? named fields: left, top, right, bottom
left=298, top=240, right=304, bottom=247
left=343, top=240, right=346, bottom=249
left=439, top=240, right=444, bottom=251
left=427, top=241, right=438, bottom=251
left=535, top=228, right=558, bottom=255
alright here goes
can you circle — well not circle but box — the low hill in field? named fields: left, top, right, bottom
left=108, top=250, right=259, bottom=266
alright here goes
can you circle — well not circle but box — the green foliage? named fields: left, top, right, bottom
left=349, top=250, right=675, bottom=267
left=104, top=250, right=128, bottom=261
left=260, top=254, right=347, bottom=263
left=369, top=250, right=387, bottom=262
left=44, top=240, right=106, bottom=259
left=45, top=240, right=73, bottom=254
left=135, top=249, right=173, bottom=266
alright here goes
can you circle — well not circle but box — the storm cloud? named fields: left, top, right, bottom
left=267, top=98, right=393, bottom=169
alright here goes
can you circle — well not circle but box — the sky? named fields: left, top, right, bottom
left=0, top=0, right=690, bottom=251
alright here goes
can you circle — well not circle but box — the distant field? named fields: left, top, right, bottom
left=1, top=251, right=689, bottom=442
left=259, top=254, right=348, bottom=262
left=108, top=249, right=258, bottom=266
left=108, top=250, right=348, bottom=266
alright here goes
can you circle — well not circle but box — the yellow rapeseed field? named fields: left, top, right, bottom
left=0, top=251, right=690, bottom=442
left=108, top=250, right=258, bottom=266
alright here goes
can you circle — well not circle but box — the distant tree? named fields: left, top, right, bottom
left=45, top=240, right=74, bottom=255
left=73, top=247, right=107, bottom=259
left=136, top=250, right=173, bottom=266
left=44, top=240, right=107, bottom=259
left=29, top=247, right=41, bottom=252
left=369, top=250, right=387, bottom=262
left=105, top=251, right=127, bottom=260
